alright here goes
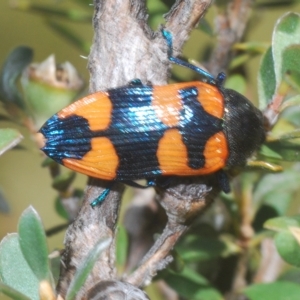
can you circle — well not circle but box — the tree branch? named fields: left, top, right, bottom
left=126, top=175, right=220, bottom=287
left=207, top=0, right=254, bottom=76
left=165, top=0, right=213, bottom=56
left=56, top=179, right=125, bottom=298
left=56, top=0, right=216, bottom=298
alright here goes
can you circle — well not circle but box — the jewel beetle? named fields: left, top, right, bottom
left=39, top=30, right=265, bottom=206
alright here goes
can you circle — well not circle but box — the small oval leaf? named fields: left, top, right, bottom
left=18, top=206, right=53, bottom=285
left=0, top=128, right=23, bottom=156
left=281, top=46, right=300, bottom=88
left=0, top=234, right=39, bottom=299
left=264, top=216, right=300, bottom=232
left=224, top=74, right=246, bottom=95
left=275, top=231, right=300, bottom=267
left=0, top=46, right=33, bottom=108
left=0, top=282, right=31, bottom=300
left=254, top=169, right=300, bottom=215
left=52, top=171, right=76, bottom=192
left=272, top=12, right=300, bottom=87
left=244, top=281, right=300, bottom=300
left=265, top=140, right=300, bottom=161
left=258, top=47, right=276, bottom=109
left=116, top=225, right=129, bottom=269
left=163, top=267, right=222, bottom=300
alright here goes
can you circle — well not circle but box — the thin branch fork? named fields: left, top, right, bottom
left=126, top=222, right=186, bottom=287
left=125, top=175, right=220, bottom=288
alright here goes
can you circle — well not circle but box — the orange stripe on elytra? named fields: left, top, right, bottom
left=62, top=137, right=118, bottom=180
left=203, top=131, right=228, bottom=172
left=157, top=129, right=188, bottom=174
left=157, top=129, right=228, bottom=176
left=152, top=86, right=182, bottom=127
left=57, top=92, right=112, bottom=131
left=194, top=82, right=224, bottom=118
left=152, top=82, right=224, bottom=122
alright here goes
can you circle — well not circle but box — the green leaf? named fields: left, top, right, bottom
left=244, top=281, right=300, bottom=300
left=49, top=252, right=61, bottom=285
left=224, top=75, right=246, bottom=95
left=253, top=169, right=300, bottom=215
left=0, top=282, right=31, bottom=300
left=116, top=225, right=128, bottom=269
left=178, top=236, right=225, bottom=262
left=281, top=46, right=300, bottom=91
left=269, top=118, right=296, bottom=137
left=264, top=120, right=300, bottom=145
left=233, top=42, right=268, bottom=54
left=168, top=250, right=185, bottom=273
left=54, top=197, right=70, bottom=220
left=52, top=171, right=76, bottom=192
left=54, top=189, right=83, bottom=221
left=273, top=12, right=300, bottom=87
left=0, top=234, right=39, bottom=299
left=147, top=0, right=168, bottom=14
left=264, top=216, right=300, bottom=232
left=258, top=47, right=276, bottom=109
left=21, top=68, right=81, bottom=128
left=265, top=216, right=300, bottom=267
left=0, top=128, right=23, bottom=156
left=229, top=53, right=252, bottom=70
left=272, top=129, right=300, bottom=141
left=192, top=287, right=224, bottom=300
left=178, top=235, right=240, bottom=262
left=65, top=237, right=111, bottom=300
left=0, top=46, right=33, bottom=109
left=197, top=18, right=214, bottom=36
left=275, top=230, right=300, bottom=267
left=281, top=104, right=300, bottom=127
left=41, top=157, right=56, bottom=168
left=176, top=267, right=209, bottom=285
left=18, top=207, right=53, bottom=285
left=259, top=144, right=283, bottom=160
left=163, top=267, right=223, bottom=300
left=284, top=69, right=300, bottom=92
left=264, top=140, right=300, bottom=161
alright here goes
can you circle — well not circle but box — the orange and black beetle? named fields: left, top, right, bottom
left=39, top=31, right=265, bottom=205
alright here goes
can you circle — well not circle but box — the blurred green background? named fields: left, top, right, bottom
left=0, top=0, right=92, bottom=250
left=0, top=0, right=299, bottom=254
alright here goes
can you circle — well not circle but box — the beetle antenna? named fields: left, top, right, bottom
left=162, top=29, right=174, bottom=57
left=161, top=29, right=219, bottom=86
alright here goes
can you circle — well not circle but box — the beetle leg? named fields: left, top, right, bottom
left=128, top=79, right=143, bottom=86
left=216, top=170, right=230, bottom=193
left=121, top=179, right=156, bottom=189
left=90, top=182, right=115, bottom=207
